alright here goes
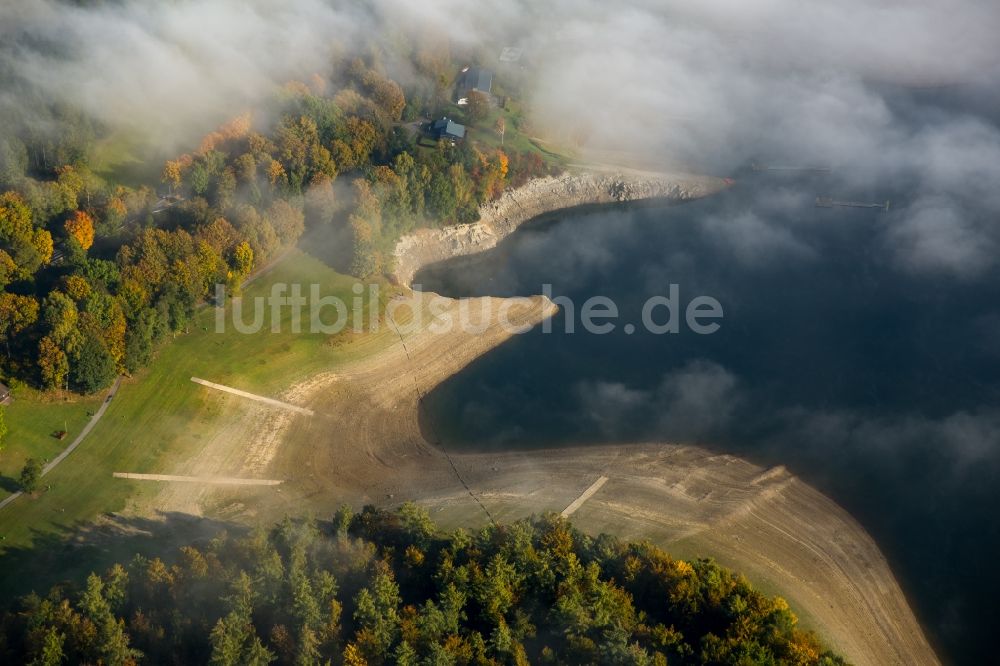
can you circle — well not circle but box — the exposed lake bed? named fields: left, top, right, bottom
left=416, top=176, right=1000, bottom=663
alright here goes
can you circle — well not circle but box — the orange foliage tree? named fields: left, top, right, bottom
left=65, top=210, right=95, bottom=250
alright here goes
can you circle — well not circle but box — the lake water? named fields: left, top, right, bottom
left=416, top=176, right=1000, bottom=663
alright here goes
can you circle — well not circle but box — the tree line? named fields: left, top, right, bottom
left=0, top=506, right=846, bottom=665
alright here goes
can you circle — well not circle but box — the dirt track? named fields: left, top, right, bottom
left=147, top=290, right=938, bottom=665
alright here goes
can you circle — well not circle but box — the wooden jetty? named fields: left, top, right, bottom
left=751, top=162, right=832, bottom=173
left=815, top=197, right=890, bottom=212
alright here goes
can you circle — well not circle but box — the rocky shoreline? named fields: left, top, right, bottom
left=391, top=168, right=728, bottom=287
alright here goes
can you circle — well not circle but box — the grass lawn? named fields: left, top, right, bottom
left=466, top=104, right=574, bottom=168
left=0, top=250, right=396, bottom=591
left=417, top=101, right=574, bottom=169
left=90, top=129, right=164, bottom=189
left=0, top=391, right=103, bottom=495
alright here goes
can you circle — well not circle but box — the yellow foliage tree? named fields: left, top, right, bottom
left=342, top=643, right=368, bottom=666
left=0, top=249, right=14, bottom=289
left=63, top=275, right=92, bottom=301
left=0, top=292, right=39, bottom=342
left=0, top=191, right=51, bottom=276
left=233, top=240, right=254, bottom=280
left=161, top=160, right=183, bottom=192
left=118, top=276, right=149, bottom=315
left=34, top=228, right=54, bottom=265
left=105, top=302, right=127, bottom=371
left=267, top=159, right=287, bottom=187
left=38, top=335, right=69, bottom=390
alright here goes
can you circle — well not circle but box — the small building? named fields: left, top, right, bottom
left=459, top=66, right=493, bottom=95
left=431, top=117, right=466, bottom=143
left=0, top=382, right=11, bottom=405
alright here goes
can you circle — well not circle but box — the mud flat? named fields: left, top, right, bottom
left=391, top=168, right=728, bottom=287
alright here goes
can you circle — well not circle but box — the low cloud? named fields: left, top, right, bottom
left=1, top=0, right=369, bottom=149
left=887, top=198, right=995, bottom=279
left=576, top=360, right=740, bottom=441
left=777, top=406, right=1000, bottom=480
left=701, top=210, right=816, bottom=268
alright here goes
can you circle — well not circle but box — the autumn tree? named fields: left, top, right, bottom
left=42, top=290, right=79, bottom=345
left=219, top=112, right=252, bottom=141
left=360, top=70, right=406, bottom=122
left=339, top=117, right=377, bottom=170
left=231, top=241, right=254, bottom=287
left=38, top=336, right=69, bottom=390
left=0, top=292, right=39, bottom=351
left=63, top=274, right=92, bottom=301
left=197, top=217, right=240, bottom=255
left=267, top=159, right=287, bottom=190
left=275, top=115, right=324, bottom=191
left=65, top=210, right=95, bottom=250
left=38, top=291, right=80, bottom=389
left=0, top=191, right=53, bottom=278
left=161, top=158, right=187, bottom=194
left=0, top=249, right=15, bottom=289
left=85, top=293, right=127, bottom=371
left=232, top=206, right=278, bottom=265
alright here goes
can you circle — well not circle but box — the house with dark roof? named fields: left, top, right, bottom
left=431, top=117, right=466, bottom=143
left=0, top=382, right=11, bottom=405
left=459, top=66, right=493, bottom=95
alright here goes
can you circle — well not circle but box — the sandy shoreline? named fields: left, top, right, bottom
left=145, top=174, right=939, bottom=664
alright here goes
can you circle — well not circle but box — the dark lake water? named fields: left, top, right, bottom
left=416, top=177, right=1000, bottom=663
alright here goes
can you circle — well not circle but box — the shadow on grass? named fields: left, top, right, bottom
left=0, top=475, right=21, bottom=494
left=296, top=215, right=355, bottom=275
left=0, top=511, right=245, bottom=602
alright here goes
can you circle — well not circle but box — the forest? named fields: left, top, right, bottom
left=0, top=41, right=556, bottom=398
left=0, top=506, right=846, bottom=665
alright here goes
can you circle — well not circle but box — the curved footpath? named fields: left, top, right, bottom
left=144, top=168, right=938, bottom=665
